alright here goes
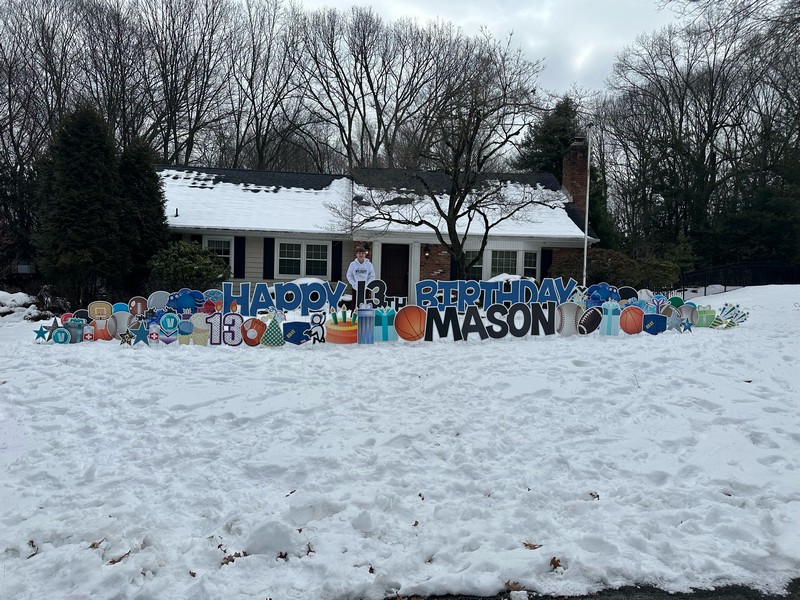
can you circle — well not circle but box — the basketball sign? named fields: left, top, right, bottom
left=395, top=305, right=426, bottom=342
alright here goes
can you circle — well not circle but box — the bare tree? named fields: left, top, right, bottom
left=297, top=8, right=460, bottom=172
left=665, top=0, right=799, bottom=38
left=75, top=0, right=151, bottom=147
left=17, top=0, right=81, bottom=135
left=137, top=0, right=233, bottom=164
left=0, top=0, right=68, bottom=264
left=0, top=1, right=50, bottom=167
left=229, top=0, right=304, bottom=170
left=601, top=13, right=759, bottom=259
left=298, top=7, right=381, bottom=171
left=330, top=32, right=550, bottom=278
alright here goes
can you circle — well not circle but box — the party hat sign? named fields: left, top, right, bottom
left=261, top=317, right=285, bottom=347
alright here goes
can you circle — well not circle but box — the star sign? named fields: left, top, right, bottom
left=119, top=329, right=134, bottom=345
left=44, top=317, right=60, bottom=341
left=130, top=323, right=150, bottom=346
left=34, top=325, right=48, bottom=341
left=681, top=318, right=693, bottom=333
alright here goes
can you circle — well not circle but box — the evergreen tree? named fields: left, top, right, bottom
left=0, top=163, right=38, bottom=280
left=33, top=104, right=128, bottom=308
left=712, top=145, right=800, bottom=266
left=511, top=96, right=580, bottom=181
left=119, top=138, right=170, bottom=296
left=588, top=165, right=621, bottom=250
left=513, top=96, right=620, bottom=249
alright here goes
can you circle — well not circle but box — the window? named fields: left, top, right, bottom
left=276, top=240, right=330, bottom=278
left=490, top=250, right=517, bottom=277
left=523, top=252, right=538, bottom=279
left=204, top=236, right=233, bottom=274
left=305, top=244, right=328, bottom=276
left=464, top=250, right=483, bottom=281
left=279, top=242, right=302, bottom=275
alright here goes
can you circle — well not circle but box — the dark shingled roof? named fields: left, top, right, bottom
left=156, top=165, right=562, bottom=196
left=351, top=167, right=561, bottom=195
left=564, top=204, right=598, bottom=240
left=156, top=165, right=343, bottom=191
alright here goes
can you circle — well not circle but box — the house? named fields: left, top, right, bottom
left=160, top=138, right=596, bottom=302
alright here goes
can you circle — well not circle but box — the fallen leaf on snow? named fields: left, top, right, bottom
left=26, top=540, right=39, bottom=560
left=523, top=542, right=542, bottom=550
left=109, top=550, right=131, bottom=565
left=221, top=551, right=248, bottom=565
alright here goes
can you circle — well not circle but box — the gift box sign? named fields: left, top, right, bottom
left=695, top=305, right=716, bottom=327
left=375, top=308, right=398, bottom=342
left=600, top=301, right=620, bottom=336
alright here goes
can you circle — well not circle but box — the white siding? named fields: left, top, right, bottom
left=245, top=237, right=264, bottom=282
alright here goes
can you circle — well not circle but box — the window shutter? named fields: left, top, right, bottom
left=263, top=238, right=275, bottom=279
left=540, top=249, right=553, bottom=279
left=233, top=236, right=245, bottom=279
left=331, top=241, right=343, bottom=281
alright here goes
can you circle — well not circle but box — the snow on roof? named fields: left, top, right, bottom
left=351, top=179, right=588, bottom=240
left=162, top=168, right=351, bottom=235
left=160, top=167, right=589, bottom=241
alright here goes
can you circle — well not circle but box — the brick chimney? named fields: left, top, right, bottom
left=562, top=137, right=588, bottom=216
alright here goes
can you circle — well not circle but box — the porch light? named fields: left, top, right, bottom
left=423, top=244, right=431, bottom=258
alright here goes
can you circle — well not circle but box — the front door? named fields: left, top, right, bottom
left=380, top=244, right=410, bottom=298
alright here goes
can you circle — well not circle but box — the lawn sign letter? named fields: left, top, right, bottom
left=33, top=277, right=750, bottom=348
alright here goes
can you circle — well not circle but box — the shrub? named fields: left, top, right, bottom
left=146, top=241, right=230, bottom=293
left=549, top=248, right=637, bottom=286
left=549, top=248, right=679, bottom=290
left=636, top=259, right=680, bottom=292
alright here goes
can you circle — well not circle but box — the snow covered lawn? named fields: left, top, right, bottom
left=1, top=286, right=798, bottom=599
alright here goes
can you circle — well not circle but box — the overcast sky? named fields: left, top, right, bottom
left=298, top=0, right=683, bottom=95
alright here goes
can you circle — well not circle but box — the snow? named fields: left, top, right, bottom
left=162, top=169, right=354, bottom=234
left=351, top=181, right=586, bottom=241
left=161, top=169, right=588, bottom=242
left=0, top=291, right=35, bottom=308
left=1, top=285, right=799, bottom=599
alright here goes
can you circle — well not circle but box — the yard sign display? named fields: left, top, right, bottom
left=33, top=277, right=749, bottom=347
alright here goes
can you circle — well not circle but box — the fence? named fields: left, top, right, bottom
left=675, top=262, right=800, bottom=299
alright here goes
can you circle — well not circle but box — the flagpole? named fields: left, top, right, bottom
left=582, top=123, right=593, bottom=288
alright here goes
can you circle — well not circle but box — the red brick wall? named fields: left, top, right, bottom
left=419, top=244, right=451, bottom=280
left=549, top=247, right=585, bottom=283
left=562, top=138, right=588, bottom=216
